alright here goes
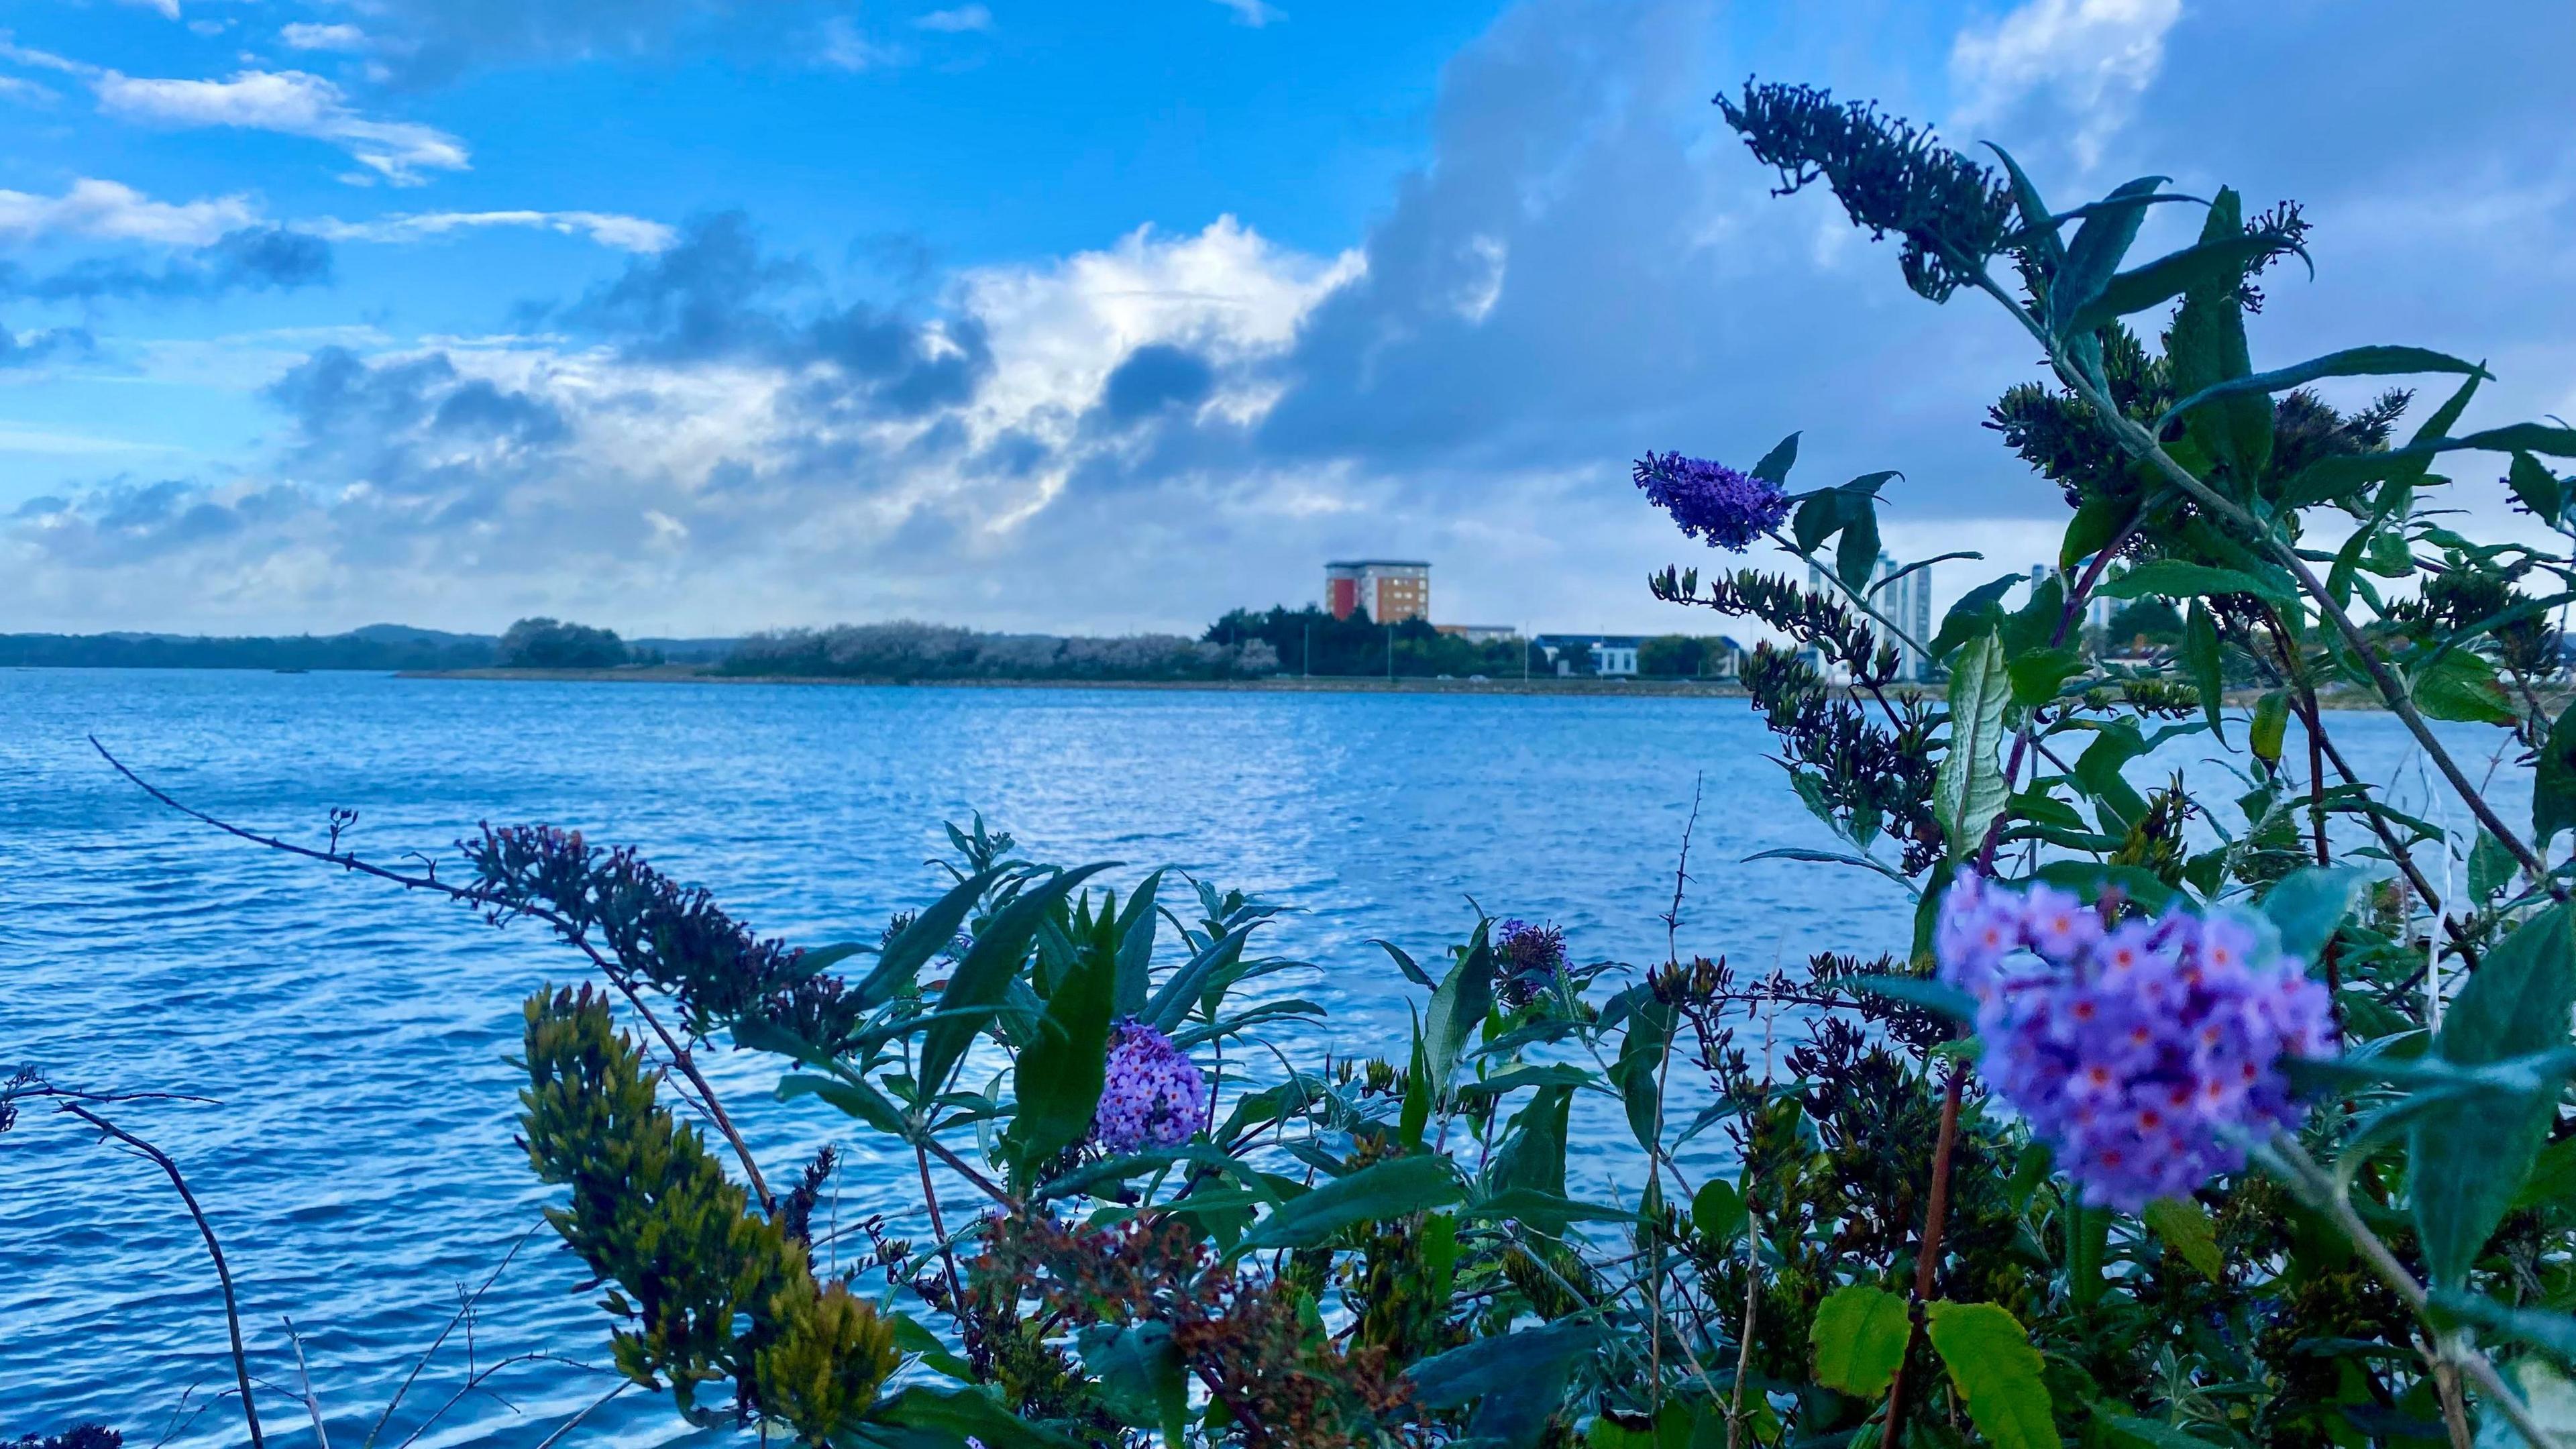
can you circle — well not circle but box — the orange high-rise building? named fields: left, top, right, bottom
left=1324, top=560, right=1430, bottom=623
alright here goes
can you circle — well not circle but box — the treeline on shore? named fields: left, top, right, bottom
left=6, top=608, right=1750, bottom=682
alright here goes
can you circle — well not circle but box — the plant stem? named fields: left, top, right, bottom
left=1880, top=1059, right=1967, bottom=1436
left=2261, top=1132, right=2561, bottom=1449
left=60, top=1102, right=264, bottom=1449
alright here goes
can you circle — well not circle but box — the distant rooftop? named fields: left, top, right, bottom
left=1324, top=559, right=1432, bottom=569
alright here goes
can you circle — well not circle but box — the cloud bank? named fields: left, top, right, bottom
left=11, top=0, right=2576, bottom=639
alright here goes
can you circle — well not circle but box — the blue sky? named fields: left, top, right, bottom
left=3, top=0, right=2572, bottom=637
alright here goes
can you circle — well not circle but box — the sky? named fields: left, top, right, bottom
left=1, top=0, right=2572, bottom=639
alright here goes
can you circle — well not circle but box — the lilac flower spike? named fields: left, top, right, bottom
left=1633, top=452, right=1792, bottom=552
left=1092, top=1019, right=1212, bottom=1152
left=1935, top=871, right=2337, bottom=1211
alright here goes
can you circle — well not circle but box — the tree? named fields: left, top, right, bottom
left=498, top=617, right=631, bottom=669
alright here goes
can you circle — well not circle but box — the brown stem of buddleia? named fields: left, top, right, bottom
left=1880, top=1060, right=1967, bottom=1437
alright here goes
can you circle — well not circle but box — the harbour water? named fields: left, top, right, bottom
left=0, top=669, right=2516, bottom=1442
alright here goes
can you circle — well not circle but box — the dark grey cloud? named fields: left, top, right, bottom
left=1098, top=344, right=1216, bottom=421
left=0, top=227, right=333, bottom=303
left=558, top=211, right=996, bottom=421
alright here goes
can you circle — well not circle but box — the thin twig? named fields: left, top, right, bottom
left=285, top=1318, right=331, bottom=1449
left=56, top=1101, right=264, bottom=1449
left=88, top=736, right=776, bottom=1212
left=362, top=1222, right=547, bottom=1449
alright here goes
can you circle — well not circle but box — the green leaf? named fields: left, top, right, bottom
left=2007, top=645, right=2084, bottom=707
left=2102, top=1415, right=2225, bottom=1449
left=1985, top=144, right=2063, bottom=270
left=1846, top=974, right=1978, bottom=1020
left=2163, top=188, right=2271, bottom=487
left=2454, top=423, right=2576, bottom=458
left=1004, top=920, right=1118, bottom=1171
left=2029, top=861, right=2177, bottom=914
left=1370, top=937, right=1436, bottom=988
left=889, top=1309, right=978, bottom=1382
left=2097, top=559, right=2295, bottom=604
left=2537, top=700, right=2576, bottom=848
left=1487, top=1084, right=1575, bottom=1203
left=2050, top=175, right=2170, bottom=336
left=1424, top=922, right=1497, bottom=1099
left=1138, top=921, right=1256, bottom=1034
left=2260, top=867, right=2368, bottom=963
left=2248, top=688, right=2289, bottom=765
left=1078, top=1322, right=1189, bottom=1442
left=1810, top=1283, right=1911, bottom=1398
left=918, top=862, right=1118, bottom=1102
left=2429, top=1288, right=2576, bottom=1364
left=2070, top=230, right=2309, bottom=335
left=1933, top=630, right=2011, bottom=861
left=1407, top=1319, right=1604, bottom=1449
left=1931, top=574, right=2030, bottom=663
left=1236, top=1155, right=1464, bottom=1254
left=870, top=1384, right=1089, bottom=1448
left=1111, top=869, right=1163, bottom=1016
left=2470, top=831, right=2518, bottom=902
left=2158, top=345, right=2487, bottom=437
left=1692, top=1177, right=1747, bottom=1249
left=2407, top=647, right=2516, bottom=724
left=861, top=865, right=1007, bottom=1008
left=1749, top=432, right=1800, bottom=485
left=1837, top=494, right=1882, bottom=594
left=1398, top=1013, right=1432, bottom=1148
left=2061, top=492, right=2136, bottom=574
left=779, top=1071, right=910, bottom=1137
left=2184, top=599, right=2225, bottom=742
left=2413, top=903, right=2576, bottom=1288
left=2511, top=453, right=2568, bottom=526
left=2142, top=1197, right=2225, bottom=1281
left=1923, top=1301, right=2055, bottom=1449
left=1609, top=992, right=1676, bottom=1150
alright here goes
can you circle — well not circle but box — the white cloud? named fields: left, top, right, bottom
left=0, top=178, right=261, bottom=247
left=1210, top=0, right=1284, bottom=26
left=1949, top=0, right=2183, bottom=168
left=280, top=23, right=372, bottom=53
left=311, top=209, right=676, bottom=252
left=0, top=75, right=56, bottom=107
left=95, top=68, right=468, bottom=184
left=914, top=5, right=993, bottom=32
left=115, top=0, right=181, bottom=19
left=819, top=17, right=907, bottom=70
left=0, top=37, right=97, bottom=76
left=959, top=215, right=1360, bottom=443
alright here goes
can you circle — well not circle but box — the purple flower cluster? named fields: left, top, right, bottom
left=1091, top=1019, right=1211, bottom=1152
left=1937, top=873, right=2336, bottom=1210
left=1633, top=452, right=1792, bottom=552
left=1495, top=918, right=1569, bottom=1008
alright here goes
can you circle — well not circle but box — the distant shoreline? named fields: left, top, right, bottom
left=392, top=665, right=1754, bottom=696
left=385, top=667, right=2408, bottom=708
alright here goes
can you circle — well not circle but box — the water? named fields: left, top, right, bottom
left=0, top=670, right=2517, bottom=1443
